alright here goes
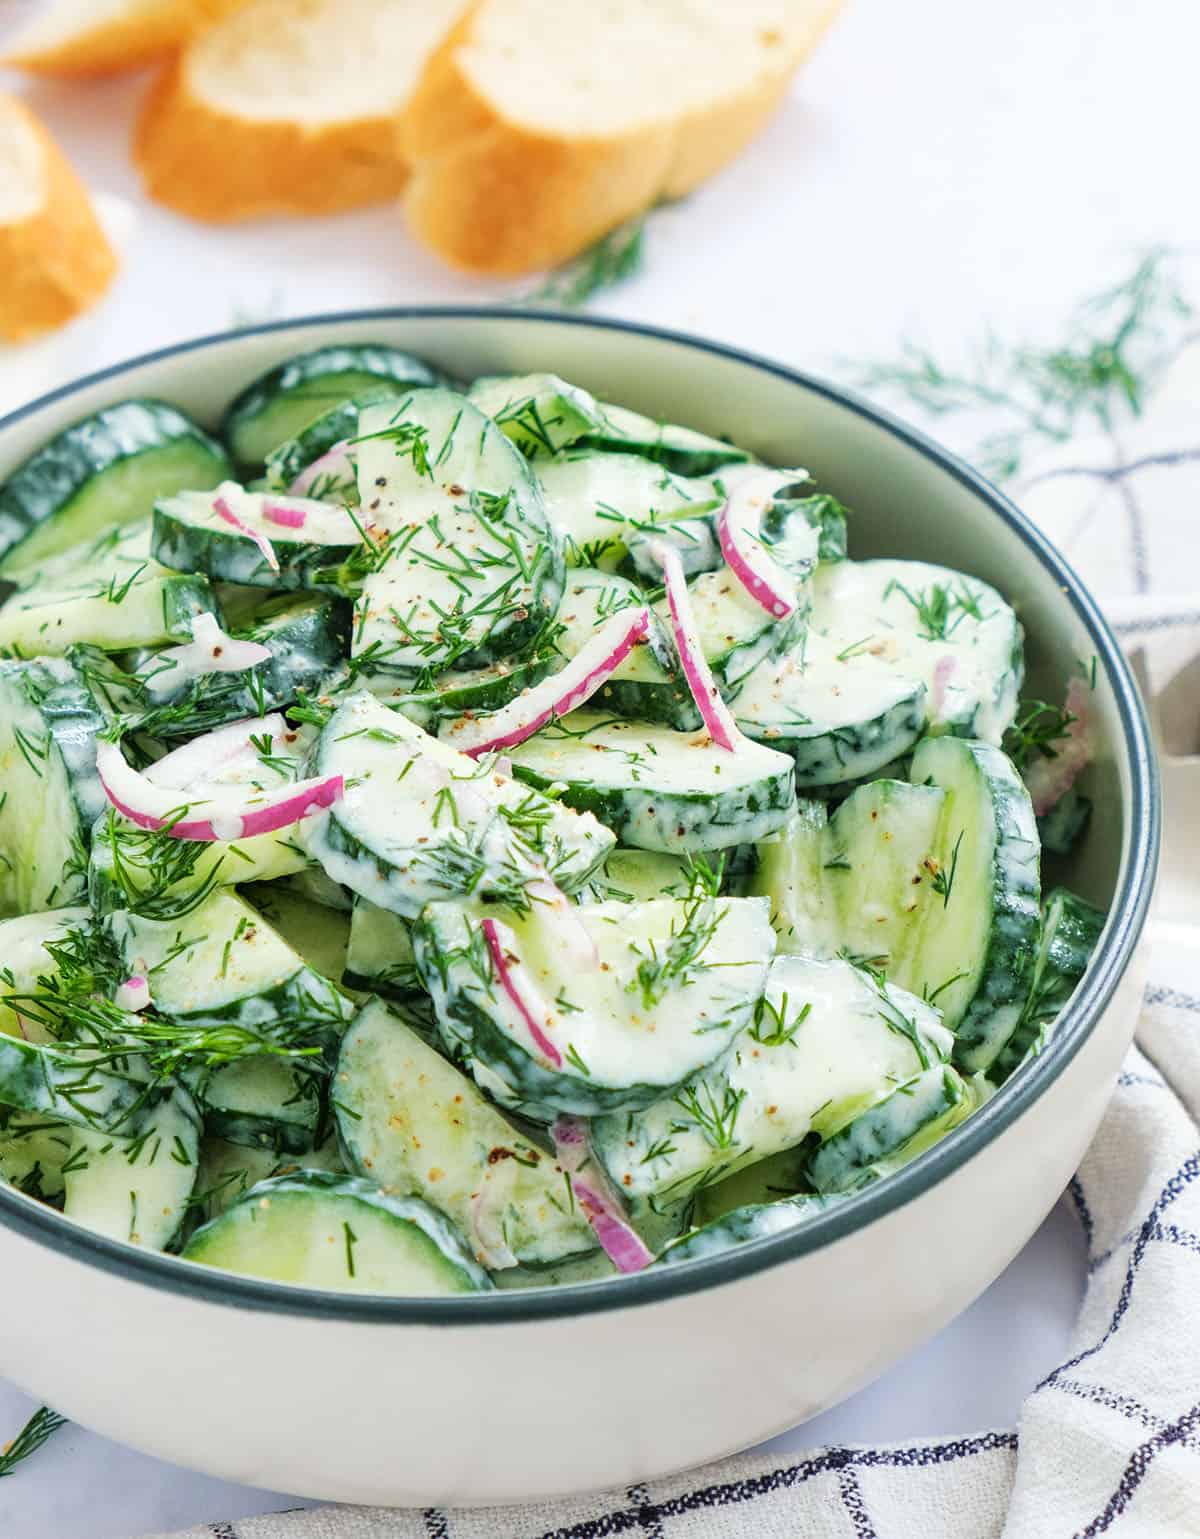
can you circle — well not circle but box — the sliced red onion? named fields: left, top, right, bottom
left=97, top=738, right=342, bottom=843
left=114, top=976, right=151, bottom=1012
left=717, top=469, right=798, bottom=620
left=931, top=655, right=959, bottom=717
left=651, top=540, right=740, bottom=752
left=470, top=1175, right=520, bottom=1270
left=214, top=492, right=280, bottom=572
left=262, top=502, right=309, bottom=530
left=552, top=1117, right=653, bottom=1274
left=144, top=613, right=271, bottom=701
left=144, top=714, right=287, bottom=791
left=287, top=440, right=354, bottom=497
left=481, top=917, right=562, bottom=1068
left=448, top=607, right=651, bottom=759
left=1024, top=675, right=1094, bottom=816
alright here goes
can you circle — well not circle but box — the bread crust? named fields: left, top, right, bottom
left=134, top=54, right=409, bottom=221
left=402, top=0, right=845, bottom=275
left=0, top=99, right=118, bottom=342
left=4, top=1, right=250, bottom=78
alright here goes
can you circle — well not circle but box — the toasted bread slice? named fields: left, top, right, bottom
left=0, top=97, right=118, bottom=342
left=2, top=1, right=250, bottom=78
left=403, top=0, right=843, bottom=275
left=134, top=0, right=472, bottom=221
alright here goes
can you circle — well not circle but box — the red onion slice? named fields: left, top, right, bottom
left=651, top=540, right=740, bottom=752
left=262, top=502, right=308, bottom=530
left=214, top=493, right=280, bottom=572
left=552, top=1117, right=653, bottom=1274
left=447, top=607, right=651, bottom=760
left=480, top=917, right=562, bottom=1068
left=114, top=976, right=151, bottom=1012
left=97, top=738, right=342, bottom=843
left=144, top=614, right=271, bottom=701
left=717, top=469, right=798, bottom=620
left=287, top=440, right=354, bottom=497
left=1024, top=675, right=1094, bottom=816
left=143, top=714, right=288, bottom=791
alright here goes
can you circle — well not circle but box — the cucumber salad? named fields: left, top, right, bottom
left=0, top=346, right=1106, bottom=1296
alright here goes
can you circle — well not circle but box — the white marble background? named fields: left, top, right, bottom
left=0, top=0, right=1193, bottom=1533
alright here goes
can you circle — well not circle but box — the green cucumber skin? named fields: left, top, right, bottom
left=991, top=887, right=1105, bottom=1083
left=581, top=407, right=751, bottom=478
left=142, top=594, right=350, bottom=737
left=0, top=1036, right=149, bottom=1135
left=18, top=659, right=107, bottom=827
left=150, top=503, right=360, bottom=594
left=768, top=494, right=849, bottom=565
left=221, top=347, right=446, bottom=469
left=182, top=1170, right=493, bottom=1293
left=0, top=401, right=230, bottom=575
left=1038, top=788, right=1093, bottom=855
left=806, top=1065, right=971, bottom=1194
left=656, top=1194, right=844, bottom=1266
left=380, top=654, right=559, bottom=724
left=194, top=1058, right=324, bottom=1155
left=738, top=688, right=927, bottom=790
left=263, top=387, right=403, bottom=493
left=912, top=738, right=1042, bottom=1075
left=508, top=761, right=796, bottom=855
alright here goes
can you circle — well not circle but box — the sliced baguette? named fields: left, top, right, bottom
left=402, top=0, right=844, bottom=276
left=2, top=1, right=250, bottom=78
left=0, top=97, right=117, bottom=342
left=134, top=0, right=471, bottom=221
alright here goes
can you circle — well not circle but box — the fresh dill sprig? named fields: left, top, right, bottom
left=849, top=248, right=1193, bottom=478
left=0, top=1406, right=67, bottom=1478
left=670, top=1081, right=746, bottom=1151
left=929, top=830, right=964, bottom=909
left=628, top=894, right=724, bottom=1010
left=748, top=993, right=812, bottom=1048
left=517, top=217, right=647, bottom=309
left=1003, top=699, right=1076, bottom=770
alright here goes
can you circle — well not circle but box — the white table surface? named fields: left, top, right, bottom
left=0, top=0, right=1191, bottom=1533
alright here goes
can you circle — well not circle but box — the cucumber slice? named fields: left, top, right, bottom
left=806, top=1064, right=975, bottom=1193
left=108, top=890, right=353, bottom=1039
left=812, top=560, right=1024, bottom=743
left=689, top=1145, right=811, bottom=1222
left=192, top=1132, right=346, bottom=1221
left=370, top=653, right=558, bottom=729
left=583, top=403, right=751, bottom=477
left=0, top=562, right=215, bottom=657
left=535, top=451, right=723, bottom=572
left=131, top=592, right=350, bottom=738
left=593, top=955, right=953, bottom=1208
left=262, top=387, right=405, bottom=500
left=505, top=710, right=796, bottom=854
left=0, top=657, right=106, bottom=916
left=0, top=401, right=231, bottom=578
left=656, top=1195, right=844, bottom=1266
left=61, top=1086, right=201, bottom=1250
left=305, top=692, right=613, bottom=918
left=906, top=735, right=1041, bottom=1073
left=1038, top=787, right=1092, bottom=855
left=243, top=884, right=351, bottom=984
left=221, top=346, right=443, bottom=470
left=197, top=1055, right=323, bottom=1154
left=733, top=633, right=928, bottom=790
left=335, top=998, right=596, bottom=1269
left=992, top=887, right=1105, bottom=1082
left=413, top=894, right=776, bottom=1120
left=542, top=566, right=698, bottom=729
left=342, top=898, right=420, bottom=997
left=182, top=1171, right=492, bottom=1295
left=0, top=1035, right=153, bottom=1137
left=749, top=801, right=840, bottom=958
left=821, top=778, right=947, bottom=975
left=665, top=563, right=810, bottom=695
left=351, top=392, right=564, bottom=677
left=0, top=1111, right=74, bottom=1200
left=596, top=849, right=691, bottom=903
left=468, top=373, right=603, bottom=457
left=0, top=907, right=90, bottom=1040
left=152, top=485, right=362, bottom=592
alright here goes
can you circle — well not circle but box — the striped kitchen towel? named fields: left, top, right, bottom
left=149, top=289, right=1200, bottom=1539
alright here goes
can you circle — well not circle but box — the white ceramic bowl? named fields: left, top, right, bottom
left=0, top=312, right=1158, bottom=1507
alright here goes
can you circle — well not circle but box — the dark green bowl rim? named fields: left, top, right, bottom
left=0, top=308, right=1160, bottom=1324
